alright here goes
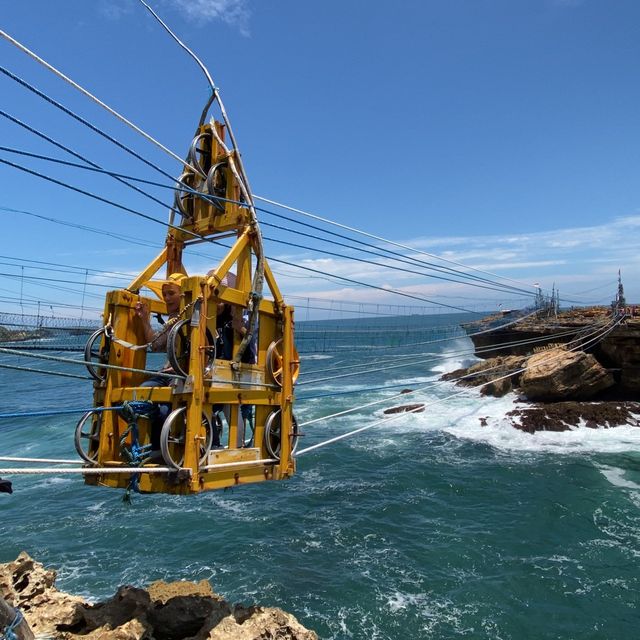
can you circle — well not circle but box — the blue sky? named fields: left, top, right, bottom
left=0, top=0, right=638, bottom=319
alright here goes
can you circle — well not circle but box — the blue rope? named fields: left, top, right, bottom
left=1, top=608, right=23, bottom=640
left=119, top=401, right=157, bottom=503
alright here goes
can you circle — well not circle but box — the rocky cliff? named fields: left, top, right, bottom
left=462, top=307, right=640, bottom=397
left=0, top=553, right=317, bottom=640
left=442, top=346, right=640, bottom=432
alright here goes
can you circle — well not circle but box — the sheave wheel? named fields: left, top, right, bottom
left=167, top=319, right=216, bottom=378
left=74, top=410, right=102, bottom=464
left=174, top=171, right=200, bottom=221
left=188, top=132, right=212, bottom=177
left=264, top=409, right=299, bottom=460
left=160, top=408, right=213, bottom=469
left=84, top=329, right=110, bottom=382
left=205, top=161, right=227, bottom=212
left=266, top=339, right=300, bottom=387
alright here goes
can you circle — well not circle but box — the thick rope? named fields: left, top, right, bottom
left=0, top=346, right=185, bottom=380
left=0, top=456, right=83, bottom=464
left=0, top=29, right=199, bottom=177
left=0, top=608, right=23, bottom=640
left=0, top=467, right=185, bottom=475
left=0, top=362, right=89, bottom=380
left=0, top=407, right=116, bottom=420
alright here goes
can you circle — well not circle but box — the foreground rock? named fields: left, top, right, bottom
left=0, top=553, right=317, bottom=640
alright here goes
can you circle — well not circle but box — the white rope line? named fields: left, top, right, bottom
left=299, top=323, right=587, bottom=385
left=0, top=456, right=83, bottom=464
left=138, top=0, right=215, bottom=92
left=303, top=324, right=589, bottom=377
left=0, top=28, right=199, bottom=177
left=0, top=346, right=186, bottom=380
left=295, top=394, right=456, bottom=456
left=295, top=315, right=623, bottom=456
left=0, top=466, right=187, bottom=475
left=254, top=195, right=540, bottom=293
left=308, top=308, right=542, bottom=355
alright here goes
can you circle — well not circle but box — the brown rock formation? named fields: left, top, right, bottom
left=519, top=348, right=614, bottom=401
left=0, top=552, right=84, bottom=636
left=463, top=308, right=640, bottom=396
left=442, top=355, right=526, bottom=397
left=383, top=403, right=425, bottom=414
left=507, top=402, right=640, bottom=433
left=0, top=554, right=317, bottom=640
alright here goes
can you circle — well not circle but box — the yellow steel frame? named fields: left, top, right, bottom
left=83, top=121, right=298, bottom=495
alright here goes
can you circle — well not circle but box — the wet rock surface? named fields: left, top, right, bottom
left=442, top=355, right=526, bottom=397
left=0, top=553, right=317, bottom=640
left=383, top=403, right=425, bottom=414
left=442, top=346, right=640, bottom=432
left=507, top=402, right=640, bottom=433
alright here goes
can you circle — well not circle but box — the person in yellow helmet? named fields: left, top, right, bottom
left=135, top=273, right=185, bottom=352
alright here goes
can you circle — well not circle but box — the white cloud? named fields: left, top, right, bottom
left=99, top=0, right=134, bottom=20
left=267, top=213, right=640, bottom=310
left=163, top=0, right=251, bottom=36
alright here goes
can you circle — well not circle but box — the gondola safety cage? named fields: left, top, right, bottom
left=77, top=121, right=300, bottom=495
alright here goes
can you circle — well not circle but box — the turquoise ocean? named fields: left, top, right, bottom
left=1, top=313, right=639, bottom=639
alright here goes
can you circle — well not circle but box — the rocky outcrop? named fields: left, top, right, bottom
left=463, top=308, right=640, bottom=396
left=383, top=403, right=425, bottom=414
left=507, top=402, right=640, bottom=433
left=442, top=355, right=526, bottom=397
left=0, top=553, right=84, bottom=636
left=443, top=349, right=615, bottom=402
left=519, top=348, right=614, bottom=401
left=0, top=553, right=317, bottom=640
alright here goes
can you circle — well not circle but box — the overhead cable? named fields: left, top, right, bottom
left=0, top=29, right=199, bottom=176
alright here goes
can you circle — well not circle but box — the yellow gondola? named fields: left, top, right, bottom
left=75, top=121, right=300, bottom=495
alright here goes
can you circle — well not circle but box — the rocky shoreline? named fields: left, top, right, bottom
left=0, top=553, right=317, bottom=640
left=442, top=306, right=640, bottom=432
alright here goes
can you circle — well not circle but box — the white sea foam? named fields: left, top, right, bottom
left=30, top=476, right=75, bottom=489
left=597, top=465, right=640, bottom=491
left=430, top=355, right=478, bottom=375
left=375, top=386, right=640, bottom=455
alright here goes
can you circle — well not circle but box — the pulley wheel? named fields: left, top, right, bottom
left=174, top=171, right=199, bottom=220
left=84, top=328, right=110, bottom=382
left=205, top=161, right=227, bottom=212
left=74, top=410, right=102, bottom=464
left=266, top=339, right=300, bottom=387
left=264, top=409, right=299, bottom=460
left=160, top=407, right=213, bottom=469
left=167, top=319, right=216, bottom=378
left=188, top=132, right=212, bottom=177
